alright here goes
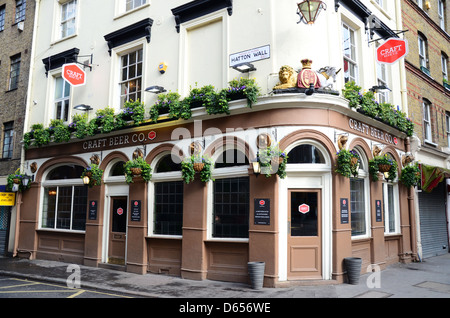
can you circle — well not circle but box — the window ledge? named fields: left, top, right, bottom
left=37, top=228, right=85, bottom=234
left=114, top=3, right=151, bottom=21
left=424, top=140, right=438, bottom=147
left=51, top=33, right=78, bottom=46
left=206, top=238, right=249, bottom=244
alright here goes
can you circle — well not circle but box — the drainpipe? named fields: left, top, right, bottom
left=405, top=138, right=418, bottom=261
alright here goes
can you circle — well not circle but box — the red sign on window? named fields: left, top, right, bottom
left=299, top=204, right=310, bottom=214
left=62, top=63, right=86, bottom=87
left=376, top=38, right=408, bottom=65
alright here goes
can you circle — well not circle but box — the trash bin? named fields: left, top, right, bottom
left=248, top=261, right=265, bottom=289
left=344, top=257, right=362, bottom=285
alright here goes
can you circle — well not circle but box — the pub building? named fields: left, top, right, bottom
left=14, top=0, right=417, bottom=286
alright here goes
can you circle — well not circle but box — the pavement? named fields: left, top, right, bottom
left=1, top=253, right=450, bottom=299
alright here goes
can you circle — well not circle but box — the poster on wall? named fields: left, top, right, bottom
left=254, top=199, right=270, bottom=225
left=340, top=198, right=349, bottom=224
left=131, top=200, right=141, bottom=222
left=89, top=200, right=97, bottom=220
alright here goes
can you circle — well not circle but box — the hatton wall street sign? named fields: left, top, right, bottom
left=62, top=63, right=86, bottom=87
left=376, top=38, right=408, bottom=65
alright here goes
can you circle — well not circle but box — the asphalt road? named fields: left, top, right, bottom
left=0, top=275, right=135, bottom=298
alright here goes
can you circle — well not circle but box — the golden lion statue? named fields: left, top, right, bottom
left=273, top=65, right=298, bottom=90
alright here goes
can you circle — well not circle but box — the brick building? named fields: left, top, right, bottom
left=402, top=0, right=450, bottom=259
left=0, top=0, right=36, bottom=255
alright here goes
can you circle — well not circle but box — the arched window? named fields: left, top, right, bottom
left=215, top=149, right=249, bottom=168
left=42, top=164, right=87, bottom=231
left=287, top=144, right=326, bottom=164
left=151, top=153, right=183, bottom=236
left=109, top=161, right=125, bottom=176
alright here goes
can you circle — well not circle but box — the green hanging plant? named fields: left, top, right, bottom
left=181, top=154, right=214, bottom=184
left=30, top=123, right=51, bottom=147
left=6, top=169, right=31, bottom=192
left=81, top=164, right=104, bottom=188
left=400, top=162, right=421, bottom=188
left=257, top=144, right=288, bottom=179
left=369, top=154, right=398, bottom=182
left=123, top=157, right=152, bottom=184
left=335, top=149, right=360, bottom=178
left=95, top=106, right=115, bottom=134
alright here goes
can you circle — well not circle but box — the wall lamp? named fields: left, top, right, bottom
left=369, top=85, right=391, bottom=93
left=12, top=174, right=32, bottom=192
left=231, top=62, right=257, bottom=73
left=145, top=86, right=167, bottom=94
left=74, top=104, right=93, bottom=111
left=82, top=175, right=90, bottom=185
left=297, top=0, right=327, bottom=25
left=252, top=161, right=261, bottom=177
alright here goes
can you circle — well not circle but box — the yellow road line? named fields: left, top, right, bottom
left=0, top=282, right=40, bottom=289
left=67, top=290, right=86, bottom=298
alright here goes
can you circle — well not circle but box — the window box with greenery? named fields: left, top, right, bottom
left=123, top=157, right=152, bottom=184
left=181, top=154, right=213, bottom=184
left=257, top=144, right=288, bottom=179
left=6, top=169, right=31, bottom=192
left=342, top=81, right=414, bottom=137
left=49, top=119, right=71, bottom=143
left=25, top=123, right=51, bottom=148
left=400, top=162, right=421, bottom=188
left=368, top=154, right=398, bottom=182
left=81, top=164, right=104, bottom=188
left=95, top=106, right=115, bottom=134
left=335, top=149, right=360, bottom=178
left=116, top=100, right=145, bottom=128
left=227, top=77, right=261, bottom=108
left=444, top=79, right=450, bottom=90
left=149, top=92, right=191, bottom=123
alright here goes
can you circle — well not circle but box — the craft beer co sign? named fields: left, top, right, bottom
left=376, top=38, right=408, bottom=65
left=62, top=63, right=86, bottom=87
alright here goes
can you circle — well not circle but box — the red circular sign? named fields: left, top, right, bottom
left=259, top=200, right=265, bottom=206
left=299, top=204, right=310, bottom=214
left=117, top=207, right=124, bottom=215
left=148, top=131, right=156, bottom=140
left=62, top=63, right=86, bottom=87
left=376, top=38, right=408, bottom=64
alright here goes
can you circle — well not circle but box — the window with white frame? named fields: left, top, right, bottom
left=151, top=154, right=183, bottom=236
left=119, top=48, right=143, bottom=108
left=442, top=53, right=448, bottom=83
left=438, top=0, right=446, bottom=30
left=418, top=33, right=429, bottom=73
left=0, top=5, right=5, bottom=31
left=126, top=0, right=146, bottom=12
left=211, top=148, right=249, bottom=239
left=54, top=76, right=71, bottom=122
left=15, top=0, right=26, bottom=23
left=382, top=167, right=400, bottom=234
left=60, top=0, right=77, bottom=39
left=342, top=23, right=358, bottom=83
left=423, top=99, right=432, bottom=142
left=41, top=165, right=87, bottom=231
left=349, top=148, right=370, bottom=237
left=376, top=50, right=390, bottom=103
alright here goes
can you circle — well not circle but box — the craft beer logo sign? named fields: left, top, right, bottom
left=62, top=63, right=86, bottom=86
left=377, top=38, right=408, bottom=65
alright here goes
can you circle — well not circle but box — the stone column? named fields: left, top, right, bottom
left=83, top=184, right=104, bottom=267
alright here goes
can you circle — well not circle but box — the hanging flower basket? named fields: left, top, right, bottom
left=12, top=178, right=21, bottom=184
left=131, top=167, right=142, bottom=176
left=351, top=156, right=359, bottom=167
left=193, top=162, right=205, bottom=172
left=378, top=164, right=392, bottom=173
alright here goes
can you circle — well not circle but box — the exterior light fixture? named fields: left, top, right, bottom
left=82, top=175, right=90, bottom=185
left=297, top=0, right=327, bottom=25
left=21, top=174, right=32, bottom=187
left=231, top=62, right=257, bottom=73
left=369, top=85, right=391, bottom=93
left=145, top=86, right=167, bottom=94
left=12, top=183, right=19, bottom=192
left=252, top=161, right=261, bottom=176
left=74, top=104, right=93, bottom=111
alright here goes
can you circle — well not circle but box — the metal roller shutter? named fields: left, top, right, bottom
left=418, top=182, right=449, bottom=259
left=0, top=207, right=9, bottom=255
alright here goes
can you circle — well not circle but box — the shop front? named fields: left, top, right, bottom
left=16, top=93, right=415, bottom=286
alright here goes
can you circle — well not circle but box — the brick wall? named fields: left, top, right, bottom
left=0, top=0, right=35, bottom=175
left=402, top=0, right=450, bottom=150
